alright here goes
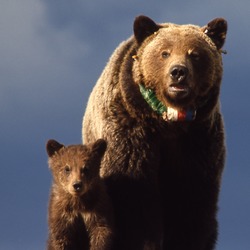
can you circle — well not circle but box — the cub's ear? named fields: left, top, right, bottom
left=46, top=139, right=64, bottom=157
left=92, top=139, right=107, bottom=158
left=134, top=15, right=160, bottom=44
left=203, top=18, right=227, bottom=49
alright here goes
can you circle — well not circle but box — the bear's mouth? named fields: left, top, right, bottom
left=70, top=189, right=85, bottom=196
left=168, top=84, right=190, bottom=99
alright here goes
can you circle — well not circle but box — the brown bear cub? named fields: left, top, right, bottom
left=46, top=139, right=114, bottom=250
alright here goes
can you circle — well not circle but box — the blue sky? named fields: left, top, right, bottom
left=0, top=0, right=249, bottom=249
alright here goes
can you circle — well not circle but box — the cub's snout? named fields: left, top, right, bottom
left=73, top=181, right=83, bottom=192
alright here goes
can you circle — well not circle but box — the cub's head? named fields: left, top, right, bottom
left=46, top=139, right=107, bottom=196
left=133, top=15, right=227, bottom=120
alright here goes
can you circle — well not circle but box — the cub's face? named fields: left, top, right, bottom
left=50, top=146, right=95, bottom=196
left=46, top=139, right=107, bottom=196
left=133, top=16, right=227, bottom=111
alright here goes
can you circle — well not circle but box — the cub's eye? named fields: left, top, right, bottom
left=161, top=51, right=170, bottom=58
left=81, top=165, right=90, bottom=175
left=64, top=165, right=71, bottom=174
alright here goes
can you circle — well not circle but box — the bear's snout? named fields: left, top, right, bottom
left=167, top=64, right=191, bottom=101
left=170, top=65, right=189, bottom=83
left=73, top=181, right=83, bottom=192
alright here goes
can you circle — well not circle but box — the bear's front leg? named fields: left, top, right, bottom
left=47, top=214, right=75, bottom=250
left=88, top=225, right=114, bottom=250
left=48, top=199, right=89, bottom=250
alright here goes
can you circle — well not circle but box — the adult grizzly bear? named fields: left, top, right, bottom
left=82, top=15, right=227, bottom=250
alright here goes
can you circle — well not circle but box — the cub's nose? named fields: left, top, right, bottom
left=73, top=181, right=83, bottom=191
left=170, top=65, right=189, bottom=83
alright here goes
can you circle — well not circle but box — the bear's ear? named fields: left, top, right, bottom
left=46, top=139, right=64, bottom=157
left=203, top=18, right=227, bottom=49
left=134, top=15, right=160, bottom=44
left=91, top=139, right=107, bottom=158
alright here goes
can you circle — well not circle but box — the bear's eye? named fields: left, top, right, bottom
left=161, top=51, right=170, bottom=59
left=64, top=165, right=71, bottom=174
left=81, top=165, right=89, bottom=175
left=189, top=51, right=200, bottom=61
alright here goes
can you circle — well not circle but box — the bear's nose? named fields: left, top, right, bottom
left=73, top=181, right=83, bottom=191
left=170, top=65, right=189, bottom=83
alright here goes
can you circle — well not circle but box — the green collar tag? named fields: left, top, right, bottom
left=139, top=84, right=167, bottom=115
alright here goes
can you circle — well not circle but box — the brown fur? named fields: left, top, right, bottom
left=82, top=15, right=227, bottom=250
left=46, top=139, right=114, bottom=250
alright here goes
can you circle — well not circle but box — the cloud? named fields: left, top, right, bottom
left=0, top=2, right=86, bottom=122
left=0, top=0, right=89, bottom=94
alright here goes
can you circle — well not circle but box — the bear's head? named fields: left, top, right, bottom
left=132, top=15, right=227, bottom=121
left=46, top=139, right=107, bottom=196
